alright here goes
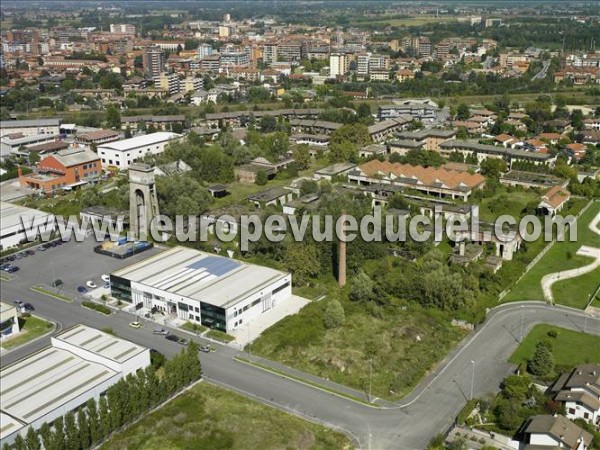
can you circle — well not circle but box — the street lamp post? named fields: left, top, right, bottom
left=470, top=360, right=475, bottom=400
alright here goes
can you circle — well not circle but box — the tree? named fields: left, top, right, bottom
left=330, top=123, right=372, bottom=148
left=25, top=427, right=41, bottom=450
left=299, top=179, right=319, bottom=196
left=51, top=416, right=65, bottom=450
left=28, top=151, right=40, bottom=165
left=77, top=408, right=90, bottom=449
left=528, top=341, right=555, bottom=377
left=38, top=424, right=53, bottom=450
left=255, top=169, right=268, bottom=186
left=324, top=299, right=345, bottom=329
left=480, top=158, right=507, bottom=179
left=456, top=103, right=470, bottom=121
left=282, top=241, right=320, bottom=286
left=348, top=271, right=374, bottom=302
left=292, top=144, right=311, bottom=170
left=456, top=127, right=469, bottom=139
left=64, top=412, right=78, bottom=450
left=98, top=396, right=111, bottom=437
left=13, top=435, right=26, bottom=450
left=124, top=125, right=132, bottom=138
left=105, top=105, right=121, bottom=129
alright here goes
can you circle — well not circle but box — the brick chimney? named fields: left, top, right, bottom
left=338, top=210, right=347, bottom=288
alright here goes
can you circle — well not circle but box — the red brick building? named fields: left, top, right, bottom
left=19, top=148, right=101, bottom=192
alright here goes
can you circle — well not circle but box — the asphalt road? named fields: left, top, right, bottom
left=2, top=240, right=599, bottom=450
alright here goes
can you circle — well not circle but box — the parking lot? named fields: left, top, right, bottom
left=1, top=237, right=163, bottom=301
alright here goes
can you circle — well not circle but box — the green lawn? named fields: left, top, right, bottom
left=206, top=329, right=235, bottom=343
left=477, top=186, right=541, bottom=223
left=250, top=300, right=467, bottom=401
left=180, top=321, right=207, bottom=334
left=30, top=286, right=73, bottom=302
left=1, top=315, right=54, bottom=350
left=503, top=201, right=600, bottom=306
left=509, top=324, right=600, bottom=368
left=552, top=267, right=600, bottom=309
left=102, top=382, right=353, bottom=450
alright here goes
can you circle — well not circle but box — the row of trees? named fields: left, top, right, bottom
left=4, top=345, right=201, bottom=450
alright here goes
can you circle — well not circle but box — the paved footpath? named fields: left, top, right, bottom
left=541, top=209, right=600, bottom=302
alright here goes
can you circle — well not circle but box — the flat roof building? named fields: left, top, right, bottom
left=0, top=325, right=150, bottom=447
left=0, top=201, right=55, bottom=250
left=97, top=132, right=182, bottom=170
left=110, top=246, right=292, bottom=334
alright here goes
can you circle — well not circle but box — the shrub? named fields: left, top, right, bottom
left=82, top=301, right=111, bottom=315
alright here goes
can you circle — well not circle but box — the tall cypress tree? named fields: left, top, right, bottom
left=86, top=399, right=101, bottom=444
left=77, top=408, right=90, bottom=449
left=51, top=416, right=65, bottom=450
left=98, top=396, right=112, bottom=437
left=25, top=427, right=41, bottom=450
left=64, top=412, right=78, bottom=450
left=13, top=435, right=27, bottom=450
left=37, top=423, right=53, bottom=450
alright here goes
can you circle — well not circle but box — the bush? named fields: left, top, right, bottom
left=82, top=301, right=111, bottom=315
left=547, top=330, right=558, bottom=338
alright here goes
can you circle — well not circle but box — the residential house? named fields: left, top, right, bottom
left=538, top=186, right=571, bottom=216
left=523, top=414, right=592, bottom=450
left=552, top=364, right=600, bottom=427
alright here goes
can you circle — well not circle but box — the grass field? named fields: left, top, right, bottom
left=102, top=382, right=353, bottom=450
left=477, top=186, right=540, bottom=223
left=503, top=201, right=600, bottom=307
left=1, top=315, right=54, bottom=350
left=552, top=267, right=600, bottom=309
left=250, top=300, right=467, bottom=401
left=509, top=324, right=600, bottom=368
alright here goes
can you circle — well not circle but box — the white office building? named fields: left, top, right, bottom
left=0, top=202, right=55, bottom=250
left=110, top=246, right=292, bottom=334
left=97, top=132, right=182, bottom=169
left=0, top=325, right=150, bottom=447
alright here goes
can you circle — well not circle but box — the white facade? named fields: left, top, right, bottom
left=329, top=53, right=348, bottom=78
left=111, top=246, right=293, bottom=334
left=97, top=132, right=182, bottom=169
left=0, top=202, right=55, bottom=250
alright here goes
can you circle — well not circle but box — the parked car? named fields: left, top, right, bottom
left=5, top=266, right=19, bottom=273
left=14, top=300, right=24, bottom=307
left=86, top=281, right=97, bottom=289
left=25, top=250, right=35, bottom=256
left=101, top=274, right=110, bottom=282
left=51, top=279, right=63, bottom=288
left=23, top=303, right=34, bottom=312
left=199, top=345, right=211, bottom=353
left=165, top=334, right=188, bottom=345
left=129, top=321, right=142, bottom=329
left=77, top=286, right=88, bottom=293
left=0, top=264, right=10, bottom=271
left=153, top=328, right=169, bottom=335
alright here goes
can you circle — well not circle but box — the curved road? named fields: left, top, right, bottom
left=3, top=265, right=599, bottom=450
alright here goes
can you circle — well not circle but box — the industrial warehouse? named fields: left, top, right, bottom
left=0, top=325, right=150, bottom=447
left=110, top=246, right=293, bottom=334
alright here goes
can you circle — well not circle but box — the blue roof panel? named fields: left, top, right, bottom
left=186, top=256, right=240, bottom=277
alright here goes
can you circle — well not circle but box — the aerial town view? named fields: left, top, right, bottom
left=0, top=1, right=599, bottom=449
